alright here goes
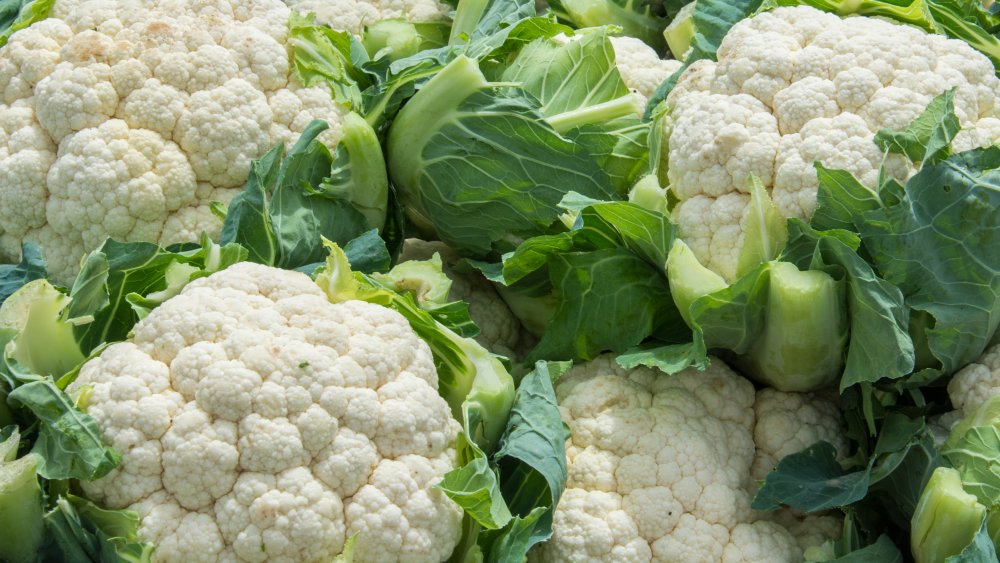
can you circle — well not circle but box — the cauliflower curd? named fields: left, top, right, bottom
left=664, top=6, right=1000, bottom=280
left=69, top=263, right=464, bottom=563
left=0, top=0, right=348, bottom=282
left=535, top=355, right=844, bottom=562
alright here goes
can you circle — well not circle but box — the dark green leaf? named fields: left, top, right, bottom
left=856, top=148, right=1000, bottom=376
left=752, top=441, right=870, bottom=512
left=783, top=221, right=914, bottom=389
left=7, top=380, right=118, bottom=480
left=0, top=242, right=45, bottom=306
left=528, top=248, right=673, bottom=362
left=812, top=164, right=882, bottom=233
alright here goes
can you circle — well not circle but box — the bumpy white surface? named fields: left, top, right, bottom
left=70, top=263, right=464, bottom=563
left=664, top=6, right=1000, bottom=280
left=609, top=36, right=683, bottom=103
left=285, top=0, right=451, bottom=36
left=948, top=343, right=1000, bottom=415
left=534, top=355, right=841, bottom=562
left=0, top=0, right=347, bottom=282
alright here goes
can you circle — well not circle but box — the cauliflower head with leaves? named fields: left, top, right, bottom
left=0, top=0, right=349, bottom=283
left=534, top=355, right=842, bottom=562
left=69, top=262, right=464, bottom=563
left=663, top=5, right=1000, bottom=281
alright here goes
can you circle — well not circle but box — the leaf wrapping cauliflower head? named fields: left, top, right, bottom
left=534, top=355, right=844, bottom=563
left=69, top=262, right=464, bottom=563
left=0, top=0, right=349, bottom=283
left=397, top=238, right=536, bottom=360
left=663, top=5, right=1000, bottom=281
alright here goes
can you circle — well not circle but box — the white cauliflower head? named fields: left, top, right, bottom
left=0, top=0, right=349, bottom=283
left=664, top=6, right=1000, bottom=280
left=69, top=262, right=464, bottom=563
left=535, top=355, right=823, bottom=562
left=285, top=0, right=451, bottom=36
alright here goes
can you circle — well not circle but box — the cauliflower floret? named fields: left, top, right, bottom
left=70, top=263, right=464, bottom=563
left=947, top=342, right=1000, bottom=415
left=750, top=388, right=847, bottom=482
left=535, top=355, right=810, bottom=562
left=397, top=239, right=535, bottom=360
left=0, top=0, right=349, bottom=284
left=609, top=36, right=682, bottom=103
left=664, top=6, right=1000, bottom=280
left=284, top=0, right=451, bottom=36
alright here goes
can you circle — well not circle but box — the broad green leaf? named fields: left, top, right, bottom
left=615, top=341, right=710, bottom=374
left=856, top=147, right=1000, bottom=377
left=528, top=248, right=674, bottom=362
left=288, top=12, right=366, bottom=109
left=0, top=243, right=45, bottom=307
left=388, top=57, right=619, bottom=257
left=874, top=88, right=960, bottom=164
left=812, top=164, right=881, bottom=233
left=222, top=119, right=382, bottom=271
left=500, top=30, right=632, bottom=123
left=783, top=220, right=914, bottom=389
left=437, top=437, right=513, bottom=529
left=945, top=520, right=1000, bottom=563
left=482, top=363, right=569, bottom=561
left=821, top=535, right=904, bottom=563
left=7, top=380, right=119, bottom=480
left=943, top=425, right=1000, bottom=508
left=543, top=0, right=669, bottom=51
left=68, top=239, right=246, bottom=354
left=753, top=441, right=870, bottom=512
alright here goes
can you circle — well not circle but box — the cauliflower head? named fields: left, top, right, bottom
left=535, top=355, right=838, bottom=562
left=0, top=0, right=349, bottom=283
left=663, top=6, right=1000, bottom=280
left=285, top=0, right=451, bottom=36
left=397, top=238, right=536, bottom=360
left=69, top=262, right=464, bottom=563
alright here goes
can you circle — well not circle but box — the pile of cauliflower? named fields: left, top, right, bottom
left=70, top=263, right=465, bottom=562
left=664, top=6, right=1000, bottom=280
left=0, top=0, right=351, bottom=282
left=535, top=355, right=845, bottom=562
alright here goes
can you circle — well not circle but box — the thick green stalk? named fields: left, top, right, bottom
left=741, top=262, right=846, bottom=392
left=911, top=467, right=985, bottom=563
left=545, top=94, right=643, bottom=134
left=0, top=429, right=44, bottom=563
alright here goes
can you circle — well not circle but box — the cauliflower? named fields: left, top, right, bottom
left=947, top=342, right=1000, bottom=416
left=609, top=36, right=682, bottom=103
left=663, top=6, right=1000, bottom=280
left=285, top=0, right=451, bottom=36
left=534, top=355, right=841, bottom=562
left=68, top=262, right=464, bottom=563
left=397, top=239, right=536, bottom=360
left=0, top=0, right=349, bottom=283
